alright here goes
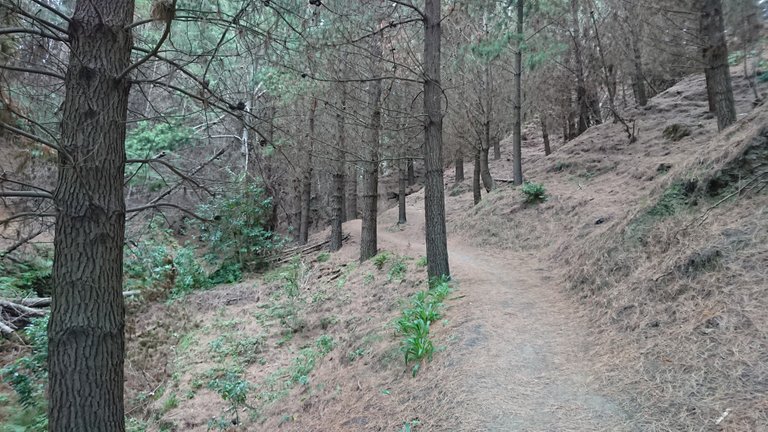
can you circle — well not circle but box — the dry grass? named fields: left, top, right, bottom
left=444, top=70, right=768, bottom=430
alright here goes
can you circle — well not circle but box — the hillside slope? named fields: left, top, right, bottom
left=445, top=72, right=768, bottom=430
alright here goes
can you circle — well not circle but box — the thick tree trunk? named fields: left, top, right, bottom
left=360, top=36, right=383, bottom=262
left=454, top=151, right=464, bottom=183
left=513, top=0, right=524, bottom=185
left=299, top=98, right=317, bottom=245
left=493, top=139, right=500, bottom=160
left=699, top=0, right=736, bottom=131
left=542, top=116, right=551, bottom=156
left=49, top=1, right=134, bottom=430
left=398, top=159, right=407, bottom=224
left=473, top=150, right=482, bottom=205
left=423, top=0, right=450, bottom=278
left=329, top=83, right=346, bottom=252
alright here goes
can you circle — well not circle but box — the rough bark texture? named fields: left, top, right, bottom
left=48, top=1, right=134, bottom=430
left=454, top=151, right=464, bottom=183
left=699, top=0, right=736, bottom=131
left=473, top=150, right=482, bottom=205
left=330, top=83, right=346, bottom=252
left=360, top=35, right=383, bottom=262
left=423, top=0, right=450, bottom=278
left=299, top=98, right=317, bottom=245
left=512, top=0, right=524, bottom=185
left=493, top=139, right=501, bottom=160
left=542, top=116, right=551, bottom=156
left=346, top=161, right=358, bottom=220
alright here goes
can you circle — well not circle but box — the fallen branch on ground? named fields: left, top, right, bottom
left=0, top=290, right=141, bottom=337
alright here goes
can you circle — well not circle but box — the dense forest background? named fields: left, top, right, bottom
left=0, top=0, right=767, bottom=431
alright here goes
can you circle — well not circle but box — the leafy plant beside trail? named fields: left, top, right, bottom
left=396, top=276, right=453, bottom=376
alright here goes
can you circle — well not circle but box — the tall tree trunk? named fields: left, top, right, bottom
left=493, top=139, right=501, bottom=160
left=299, top=98, right=317, bottom=245
left=360, top=36, right=383, bottom=262
left=570, top=0, right=589, bottom=135
left=407, top=157, right=415, bottom=186
left=591, top=11, right=618, bottom=121
left=346, top=160, right=358, bottom=220
left=699, top=0, right=736, bottom=131
left=541, top=116, right=551, bottom=156
left=628, top=5, right=648, bottom=107
left=512, top=0, right=524, bottom=185
left=473, top=150, right=482, bottom=205
left=330, top=82, right=346, bottom=252
left=454, top=150, right=464, bottom=182
left=423, top=0, right=450, bottom=278
left=480, top=145, right=494, bottom=192
left=49, top=1, right=134, bottom=430
left=398, top=159, right=407, bottom=224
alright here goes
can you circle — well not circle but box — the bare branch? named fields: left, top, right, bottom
left=127, top=203, right=214, bottom=222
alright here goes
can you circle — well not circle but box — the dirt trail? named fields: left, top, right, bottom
left=375, top=206, right=634, bottom=431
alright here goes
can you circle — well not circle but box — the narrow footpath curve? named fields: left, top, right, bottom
left=374, top=207, right=635, bottom=431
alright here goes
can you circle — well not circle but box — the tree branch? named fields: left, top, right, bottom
left=126, top=203, right=214, bottom=222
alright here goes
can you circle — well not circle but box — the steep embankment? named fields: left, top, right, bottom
left=446, top=72, right=768, bottom=430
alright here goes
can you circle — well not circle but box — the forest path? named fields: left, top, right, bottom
left=373, top=206, right=634, bottom=431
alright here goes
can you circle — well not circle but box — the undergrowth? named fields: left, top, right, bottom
left=0, top=316, right=49, bottom=431
left=396, top=276, right=453, bottom=376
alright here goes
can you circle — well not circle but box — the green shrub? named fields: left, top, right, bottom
left=1, top=316, right=49, bottom=431
left=124, top=228, right=209, bottom=300
left=388, top=259, right=407, bottom=282
left=316, top=252, right=330, bottom=263
left=0, top=257, right=52, bottom=298
left=372, top=251, right=391, bottom=270
left=199, top=183, right=281, bottom=277
left=521, top=182, right=547, bottom=203
left=126, top=121, right=194, bottom=158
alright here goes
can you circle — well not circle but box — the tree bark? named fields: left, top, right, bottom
left=699, top=0, right=736, bottom=131
left=346, top=159, right=358, bottom=220
left=454, top=150, right=464, bottom=183
left=329, top=82, right=346, bottom=252
left=628, top=3, right=648, bottom=107
left=423, top=0, right=450, bottom=278
left=542, top=116, right=551, bottom=156
left=406, top=157, right=415, bottom=186
left=473, top=150, right=482, bottom=205
left=298, top=98, right=317, bottom=245
left=570, top=0, right=590, bottom=135
left=48, top=1, right=134, bottom=430
left=512, top=0, right=524, bottom=185
left=398, top=159, right=407, bottom=224
left=480, top=145, right=494, bottom=192
left=360, top=35, right=383, bottom=262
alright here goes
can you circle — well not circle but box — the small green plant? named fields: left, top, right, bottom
left=207, top=371, right=251, bottom=424
left=521, top=182, right=547, bottom=203
left=316, top=252, right=331, bottom=263
left=363, top=272, right=375, bottom=285
left=347, top=348, right=367, bottom=362
left=316, top=334, right=335, bottom=355
left=162, top=393, right=179, bottom=413
left=416, top=256, right=428, bottom=267
left=396, top=277, right=453, bottom=376
left=400, top=418, right=421, bottom=432
left=388, top=259, right=407, bottom=282
left=372, top=251, right=391, bottom=270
